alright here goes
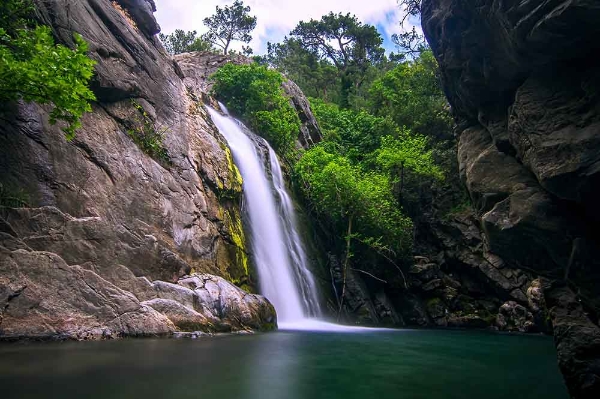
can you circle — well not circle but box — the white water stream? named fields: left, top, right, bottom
left=207, top=104, right=376, bottom=332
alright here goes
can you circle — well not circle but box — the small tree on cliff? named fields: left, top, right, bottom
left=393, top=0, right=428, bottom=56
left=159, top=29, right=213, bottom=55
left=203, top=0, right=257, bottom=55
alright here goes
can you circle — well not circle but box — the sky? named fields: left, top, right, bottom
left=153, top=0, right=421, bottom=55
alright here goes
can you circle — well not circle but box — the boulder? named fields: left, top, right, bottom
left=496, top=301, right=535, bottom=333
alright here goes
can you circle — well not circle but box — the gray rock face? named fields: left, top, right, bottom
left=0, top=0, right=277, bottom=339
left=422, top=0, right=600, bottom=396
left=0, top=245, right=175, bottom=340
left=281, top=79, right=323, bottom=148
left=0, top=206, right=276, bottom=339
left=546, top=284, right=600, bottom=399
left=403, top=211, right=538, bottom=328
left=174, top=52, right=252, bottom=95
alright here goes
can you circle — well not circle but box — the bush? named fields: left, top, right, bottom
left=0, top=0, right=96, bottom=139
left=211, top=63, right=300, bottom=155
left=127, top=100, right=170, bottom=165
left=0, top=182, right=29, bottom=208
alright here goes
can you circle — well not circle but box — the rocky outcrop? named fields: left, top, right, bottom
left=422, top=0, right=600, bottom=396
left=281, top=79, right=323, bottom=148
left=0, top=218, right=275, bottom=339
left=392, top=210, right=547, bottom=332
left=0, top=0, right=277, bottom=339
left=546, top=283, right=600, bottom=399
left=174, top=52, right=252, bottom=95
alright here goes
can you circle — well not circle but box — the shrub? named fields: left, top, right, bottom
left=127, top=100, right=170, bottom=165
left=0, top=182, right=29, bottom=208
left=0, top=0, right=96, bottom=139
left=211, top=63, right=300, bottom=155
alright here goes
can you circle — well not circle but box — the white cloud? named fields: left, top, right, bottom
left=154, top=0, right=421, bottom=54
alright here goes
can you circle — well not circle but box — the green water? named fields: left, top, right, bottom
left=0, top=329, right=568, bottom=399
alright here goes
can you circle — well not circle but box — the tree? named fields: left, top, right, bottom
left=290, top=12, right=384, bottom=107
left=203, top=0, right=257, bottom=55
left=397, top=0, right=422, bottom=23
left=159, top=29, right=213, bottom=55
left=392, top=26, right=428, bottom=57
left=295, top=145, right=413, bottom=312
left=0, top=0, right=96, bottom=139
left=266, top=38, right=339, bottom=101
left=393, top=0, right=428, bottom=56
left=368, top=50, right=451, bottom=140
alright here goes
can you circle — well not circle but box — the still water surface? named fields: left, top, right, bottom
left=0, top=329, right=568, bottom=399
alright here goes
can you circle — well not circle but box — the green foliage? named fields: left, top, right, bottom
left=203, top=0, right=257, bottom=55
left=0, top=0, right=96, bottom=140
left=267, top=39, right=340, bottom=103
left=289, top=12, right=385, bottom=108
left=295, top=145, right=413, bottom=255
left=159, top=29, right=214, bottom=55
left=127, top=100, right=170, bottom=165
left=298, top=92, right=446, bottom=266
left=308, top=98, right=397, bottom=164
left=0, top=182, right=29, bottom=208
left=211, top=63, right=300, bottom=154
left=368, top=50, right=452, bottom=139
left=375, top=134, right=443, bottom=181
left=0, top=0, right=34, bottom=34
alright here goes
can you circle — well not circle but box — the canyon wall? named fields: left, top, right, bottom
left=421, top=0, right=600, bottom=397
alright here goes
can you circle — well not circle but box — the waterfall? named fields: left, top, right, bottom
left=268, top=146, right=321, bottom=317
left=206, top=104, right=320, bottom=325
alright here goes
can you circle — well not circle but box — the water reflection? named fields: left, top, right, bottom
left=0, top=330, right=568, bottom=399
left=244, top=332, right=301, bottom=399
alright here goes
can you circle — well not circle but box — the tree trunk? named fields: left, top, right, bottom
left=340, top=73, right=352, bottom=109
left=337, top=214, right=353, bottom=319
left=399, top=161, right=405, bottom=203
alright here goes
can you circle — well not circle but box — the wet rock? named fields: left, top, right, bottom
left=496, top=301, right=535, bottom=333
left=409, top=262, right=440, bottom=281
left=175, top=52, right=252, bottom=94
left=177, top=274, right=277, bottom=331
left=546, top=284, right=600, bottom=399
left=397, top=294, right=431, bottom=327
left=281, top=79, right=323, bottom=148
left=143, top=298, right=211, bottom=332
left=425, top=298, right=447, bottom=320
left=422, top=279, right=443, bottom=292
left=447, top=314, right=488, bottom=329
left=527, top=279, right=551, bottom=333
left=115, top=0, right=160, bottom=37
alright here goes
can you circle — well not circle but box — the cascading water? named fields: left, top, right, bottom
left=268, top=146, right=321, bottom=317
left=207, top=104, right=374, bottom=332
left=207, top=104, right=319, bottom=324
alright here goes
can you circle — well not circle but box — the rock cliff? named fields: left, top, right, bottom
left=0, top=0, right=283, bottom=339
left=421, top=0, right=600, bottom=397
